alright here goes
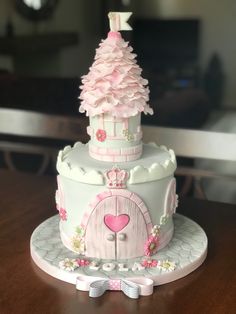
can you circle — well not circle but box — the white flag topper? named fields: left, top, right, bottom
left=108, top=12, right=132, bottom=32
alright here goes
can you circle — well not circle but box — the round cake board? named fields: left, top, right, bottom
left=30, top=214, right=207, bottom=298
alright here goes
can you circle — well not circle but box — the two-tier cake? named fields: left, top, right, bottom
left=56, top=14, right=177, bottom=259
left=31, top=12, right=207, bottom=298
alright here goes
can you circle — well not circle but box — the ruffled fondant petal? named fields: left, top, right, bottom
left=79, top=31, right=153, bottom=117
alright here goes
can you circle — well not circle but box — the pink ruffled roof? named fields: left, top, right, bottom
left=79, top=31, right=153, bottom=118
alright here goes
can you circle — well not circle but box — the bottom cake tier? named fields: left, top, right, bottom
left=56, top=143, right=178, bottom=259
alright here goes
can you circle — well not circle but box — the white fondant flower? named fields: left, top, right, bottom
left=151, top=225, right=160, bottom=236
left=122, top=129, right=134, bottom=141
left=160, top=215, right=169, bottom=225
left=71, top=235, right=85, bottom=254
left=175, top=194, right=179, bottom=210
left=157, top=260, right=176, bottom=272
left=123, top=129, right=129, bottom=136
left=59, top=258, right=78, bottom=272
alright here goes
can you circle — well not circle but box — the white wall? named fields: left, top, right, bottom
left=133, top=0, right=236, bottom=108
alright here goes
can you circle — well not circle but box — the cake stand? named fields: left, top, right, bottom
left=30, top=214, right=207, bottom=298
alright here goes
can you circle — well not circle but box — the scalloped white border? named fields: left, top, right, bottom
left=128, top=147, right=176, bottom=184
left=56, top=143, right=104, bottom=185
left=56, top=142, right=177, bottom=185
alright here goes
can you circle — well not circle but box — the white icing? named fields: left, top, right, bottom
left=56, top=142, right=176, bottom=185
left=118, top=263, right=129, bottom=271
left=57, top=146, right=104, bottom=185
left=132, top=262, right=145, bottom=271
left=89, top=261, right=101, bottom=270
left=102, top=263, right=116, bottom=271
left=127, top=147, right=176, bottom=184
left=128, top=159, right=176, bottom=184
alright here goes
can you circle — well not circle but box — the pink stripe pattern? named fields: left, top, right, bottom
left=89, top=143, right=142, bottom=162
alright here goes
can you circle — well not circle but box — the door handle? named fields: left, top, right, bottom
left=106, top=234, right=115, bottom=241
left=118, top=233, right=126, bottom=241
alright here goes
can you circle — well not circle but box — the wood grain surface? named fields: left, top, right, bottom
left=0, top=169, right=235, bottom=314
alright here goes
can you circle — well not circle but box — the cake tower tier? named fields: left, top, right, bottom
left=79, top=27, right=153, bottom=162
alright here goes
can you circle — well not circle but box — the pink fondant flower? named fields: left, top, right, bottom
left=76, top=259, right=90, bottom=267
left=144, top=235, right=159, bottom=256
left=59, top=207, right=67, bottom=221
left=141, top=259, right=158, bottom=268
left=96, top=129, right=107, bottom=142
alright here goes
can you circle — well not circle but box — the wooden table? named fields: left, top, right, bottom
left=0, top=170, right=235, bottom=314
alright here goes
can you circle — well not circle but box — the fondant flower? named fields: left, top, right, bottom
left=76, top=259, right=90, bottom=267
left=75, top=226, right=85, bottom=237
left=141, top=259, right=158, bottom=268
left=127, top=133, right=134, bottom=141
left=123, top=129, right=129, bottom=136
left=157, top=260, right=176, bottom=272
left=144, top=235, right=159, bottom=256
left=175, top=194, right=179, bottom=210
left=96, top=129, right=107, bottom=142
left=71, top=235, right=85, bottom=254
left=122, top=129, right=134, bottom=141
left=59, top=207, right=67, bottom=221
left=59, top=258, right=78, bottom=272
left=160, top=215, right=169, bottom=225
left=151, top=225, right=160, bottom=237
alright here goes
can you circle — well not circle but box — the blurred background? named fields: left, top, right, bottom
left=0, top=0, right=235, bottom=203
left=0, top=0, right=234, bottom=118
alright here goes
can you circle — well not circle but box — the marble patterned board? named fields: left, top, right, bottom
left=30, top=214, right=207, bottom=298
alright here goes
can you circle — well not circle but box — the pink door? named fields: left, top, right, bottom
left=85, top=195, right=148, bottom=259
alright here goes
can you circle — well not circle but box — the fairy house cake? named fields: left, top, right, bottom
left=55, top=12, right=178, bottom=260
left=31, top=12, right=207, bottom=298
